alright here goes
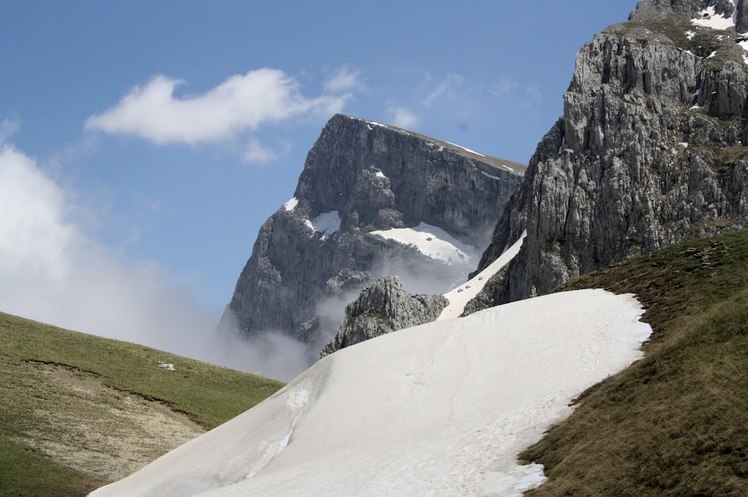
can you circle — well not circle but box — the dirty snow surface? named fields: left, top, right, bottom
left=91, top=289, right=651, bottom=497
left=370, top=222, right=475, bottom=265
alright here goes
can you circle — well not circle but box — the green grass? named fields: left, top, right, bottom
left=521, top=229, right=748, bottom=497
left=0, top=313, right=284, bottom=497
left=0, top=437, right=107, bottom=497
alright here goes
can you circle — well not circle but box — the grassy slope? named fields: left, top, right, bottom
left=521, top=229, right=748, bottom=496
left=0, top=313, right=284, bottom=497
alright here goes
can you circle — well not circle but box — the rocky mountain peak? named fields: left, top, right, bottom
left=292, top=114, right=525, bottom=245
left=222, top=114, right=524, bottom=356
left=468, top=0, right=748, bottom=310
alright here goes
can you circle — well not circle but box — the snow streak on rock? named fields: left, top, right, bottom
left=438, top=231, right=526, bottom=321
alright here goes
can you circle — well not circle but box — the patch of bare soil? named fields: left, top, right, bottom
left=17, top=361, right=205, bottom=481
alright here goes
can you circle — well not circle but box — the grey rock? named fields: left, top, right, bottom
left=630, top=0, right=737, bottom=25
left=222, top=114, right=524, bottom=346
left=469, top=0, right=748, bottom=312
left=320, top=276, right=447, bottom=356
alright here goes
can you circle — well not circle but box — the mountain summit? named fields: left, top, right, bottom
left=221, top=114, right=524, bottom=352
left=469, top=0, right=748, bottom=310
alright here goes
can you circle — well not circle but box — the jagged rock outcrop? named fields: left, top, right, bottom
left=320, top=276, right=447, bottom=356
left=469, top=0, right=748, bottom=312
left=222, top=114, right=524, bottom=345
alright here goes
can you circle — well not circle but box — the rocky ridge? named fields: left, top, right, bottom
left=468, top=0, right=748, bottom=311
left=320, top=276, right=447, bottom=356
left=222, top=114, right=524, bottom=347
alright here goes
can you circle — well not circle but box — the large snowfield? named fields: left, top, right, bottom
left=91, top=289, right=651, bottom=497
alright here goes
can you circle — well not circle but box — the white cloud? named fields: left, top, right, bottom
left=0, top=142, right=305, bottom=380
left=85, top=69, right=351, bottom=145
left=389, top=106, right=419, bottom=129
left=423, top=73, right=464, bottom=108
left=324, top=67, right=364, bottom=93
left=0, top=145, right=72, bottom=282
left=243, top=138, right=278, bottom=164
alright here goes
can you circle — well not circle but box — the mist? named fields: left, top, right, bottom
left=0, top=141, right=311, bottom=382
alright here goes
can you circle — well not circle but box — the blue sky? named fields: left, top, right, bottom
left=0, top=1, right=635, bottom=372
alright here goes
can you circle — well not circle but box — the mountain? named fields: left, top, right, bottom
left=84, top=2, right=748, bottom=495
left=221, top=114, right=524, bottom=350
left=87, top=228, right=748, bottom=497
left=0, top=312, right=282, bottom=497
left=469, top=0, right=748, bottom=311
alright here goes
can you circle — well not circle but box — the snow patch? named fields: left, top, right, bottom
left=158, top=362, right=175, bottom=371
left=305, top=211, right=341, bottom=238
left=90, top=289, right=652, bottom=497
left=445, top=140, right=486, bottom=157
left=438, top=231, right=526, bottom=320
left=368, top=165, right=387, bottom=179
left=480, top=170, right=500, bottom=180
left=363, top=119, right=387, bottom=129
left=691, top=5, right=735, bottom=30
left=685, top=30, right=696, bottom=40
left=370, top=223, right=474, bottom=265
left=283, top=197, right=299, bottom=212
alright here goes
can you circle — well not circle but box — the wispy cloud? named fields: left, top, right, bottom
left=423, top=73, right=464, bottom=108
left=389, top=106, right=419, bottom=129
left=243, top=138, right=278, bottom=164
left=489, top=78, right=519, bottom=98
left=525, top=85, right=543, bottom=106
left=86, top=69, right=351, bottom=146
left=324, top=66, right=364, bottom=93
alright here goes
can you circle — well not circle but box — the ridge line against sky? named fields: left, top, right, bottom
left=0, top=1, right=636, bottom=375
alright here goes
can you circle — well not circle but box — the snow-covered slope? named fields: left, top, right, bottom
left=90, top=289, right=651, bottom=497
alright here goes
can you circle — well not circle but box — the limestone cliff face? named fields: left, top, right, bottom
left=469, top=0, right=748, bottom=311
left=320, top=276, right=447, bottom=356
left=222, top=114, right=524, bottom=344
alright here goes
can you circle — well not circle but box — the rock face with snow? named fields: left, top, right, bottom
left=320, top=276, right=447, bottom=356
left=223, top=114, right=524, bottom=345
left=89, top=289, right=652, bottom=497
left=470, top=0, right=748, bottom=311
